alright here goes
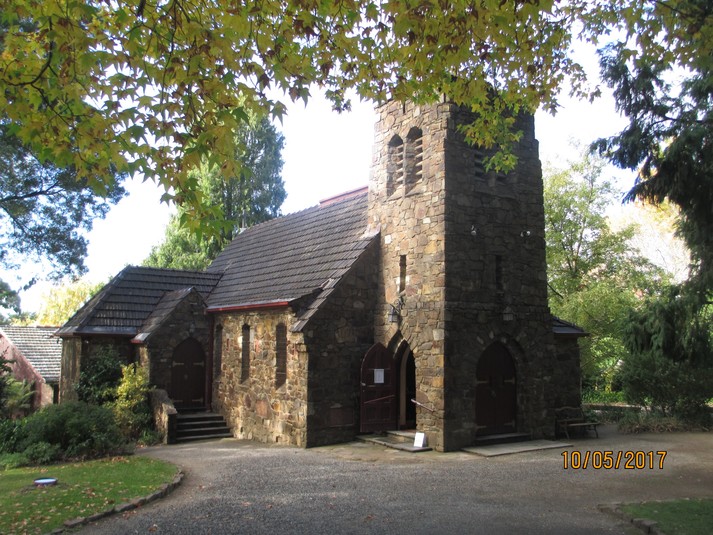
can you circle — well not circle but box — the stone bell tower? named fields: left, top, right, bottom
left=368, top=100, right=558, bottom=451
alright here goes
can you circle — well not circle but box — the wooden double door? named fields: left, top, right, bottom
left=170, top=338, right=206, bottom=409
left=475, top=343, right=517, bottom=436
left=359, top=343, right=416, bottom=433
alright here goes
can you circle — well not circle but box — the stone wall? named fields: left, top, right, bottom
left=59, top=338, right=81, bottom=402
left=301, top=240, right=378, bottom=446
left=552, top=335, right=583, bottom=409
left=213, top=241, right=377, bottom=448
left=441, top=107, right=557, bottom=447
left=368, top=100, right=572, bottom=450
left=369, top=100, right=449, bottom=450
left=140, top=291, right=213, bottom=404
left=213, top=307, right=309, bottom=446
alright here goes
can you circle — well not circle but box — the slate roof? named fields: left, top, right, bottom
left=56, top=189, right=376, bottom=338
left=206, top=188, right=376, bottom=314
left=56, top=267, right=222, bottom=337
left=0, top=325, right=62, bottom=382
left=552, top=316, right=588, bottom=338
left=132, top=288, right=204, bottom=344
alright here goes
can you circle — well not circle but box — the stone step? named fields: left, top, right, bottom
left=175, top=431, right=234, bottom=443
left=178, top=420, right=230, bottom=431
left=472, top=432, right=531, bottom=447
left=173, top=411, right=232, bottom=443
left=357, top=432, right=432, bottom=453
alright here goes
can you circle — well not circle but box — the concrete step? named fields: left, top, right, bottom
left=472, top=432, right=531, bottom=447
left=357, top=431, right=432, bottom=452
left=175, top=431, right=234, bottom=443
left=174, top=411, right=232, bottom=443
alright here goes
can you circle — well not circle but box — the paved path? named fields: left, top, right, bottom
left=85, top=425, right=713, bottom=534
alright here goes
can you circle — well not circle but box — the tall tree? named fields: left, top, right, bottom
left=145, top=116, right=285, bottom=270
left=35, top=279, right=104, bottom=326
left=590, top=4, right=712, bottom=413
left=3, top=1, right=707, bottom=232
left=0, top=279, right=20, bottom=323
left=0, top=125, right=126, bottom=288
left=545, top=153, right=666, bottom=298
left=544, top=153, right=668, bottom=391
left=592, top=5, right=713, bottom=295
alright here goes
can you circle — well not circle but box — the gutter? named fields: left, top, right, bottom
left=206, top=301, right=291, bottom=313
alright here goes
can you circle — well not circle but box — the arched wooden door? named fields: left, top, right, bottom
left=170, top=338, right=206, bottom=409
left=475, top=343, right=517, bottom=436
left=360, top=343, right=397, bottom=433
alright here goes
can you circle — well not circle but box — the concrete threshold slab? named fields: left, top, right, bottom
left=357, top=434, right=432, bottom=452
left=463, top=439, right=572, bottom=457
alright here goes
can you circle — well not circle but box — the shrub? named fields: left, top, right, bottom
left=75, top=345, right=124, bottom=405
left=618, top=350, right=713, bottom=419
left=23, top=441, right=62, bottom=465
left=0, top=452, right=29, bottom=470
left=1, top=377, right=34, bottom=418
left=621, top=287, right=713, bottom=421
left=138, top=428, right=162, bottom=446
left=111, top=364, right=153, bottom=441
left=0, top=417, right=25, bottom=454
left=618, top=411, right=711, bottom=433
left=582, top=388, right=626, bottom=405
left=19, top=401, right=123, bottom=461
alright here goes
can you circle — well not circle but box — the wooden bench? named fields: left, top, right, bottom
left=555, top=406, right=599, bottom=439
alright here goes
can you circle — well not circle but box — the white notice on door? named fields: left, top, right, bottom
left=374, top=368, right=385, bottom=384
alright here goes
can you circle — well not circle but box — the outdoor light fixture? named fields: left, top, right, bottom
left=470, top=225, right=478, bottom=237
left=520, top=230, right=531, bottom=238
left=502, top=306, right=514, bottom=322
left=388, top=296, right=405, bottom=323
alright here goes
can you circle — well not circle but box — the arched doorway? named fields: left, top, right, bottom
left=475, top=342, right=516, bottom=436
left=170, top=338, right=206, bottom=410
left=397, top=344, right=416, bottom=429
left=360, top=343, right=396, bottom=433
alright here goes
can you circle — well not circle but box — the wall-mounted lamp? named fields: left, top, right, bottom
left=388, top=296, right=405, bottom=323
left=502, top=306, right=515, bottom=322
left=470, top=225, right=478, bottom=237
left=520, top=230, right=531, bottom=238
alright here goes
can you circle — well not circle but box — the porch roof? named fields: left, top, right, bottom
left=56, top=267, right=221, bottom=337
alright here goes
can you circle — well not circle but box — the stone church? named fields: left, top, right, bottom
left=58, top=100, right=584, bottom=452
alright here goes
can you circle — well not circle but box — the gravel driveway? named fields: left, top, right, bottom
left=84, top=425, right=713, bottom=534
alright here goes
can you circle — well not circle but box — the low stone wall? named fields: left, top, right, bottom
left=150, top=389, right=178, bottom=444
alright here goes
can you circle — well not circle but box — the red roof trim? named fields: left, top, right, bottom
left=319, top=186, right=368, bottom=206
left=207, top=301, right=291, bottom=313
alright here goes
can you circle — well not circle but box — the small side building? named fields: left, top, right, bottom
left=0, top=325, right=62, bottom=411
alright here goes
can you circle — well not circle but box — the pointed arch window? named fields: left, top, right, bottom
left=275, top=323, right=287, bottom=388
left=405, top=127, right=423, bottom=192
left=241, top=324, right=250, bottom=382
left=387, top=135, right=404, bottom=196
left=213, top=324, right=223, bottom=379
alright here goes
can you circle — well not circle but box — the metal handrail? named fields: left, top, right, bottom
left=411, top=398, right=436, bottom=412
left=363, top=394, right=396, bottom=405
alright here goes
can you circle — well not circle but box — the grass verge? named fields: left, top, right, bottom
left=621, top=498, right=713, bottom=535
left=0, top=455, right=178, bottom=534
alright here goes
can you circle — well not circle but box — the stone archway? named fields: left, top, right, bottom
left=170, top=337, right=206, bottom=410
left=396, top=343, right=416, bottom=429
left=475, top=342, right=517, bottom=436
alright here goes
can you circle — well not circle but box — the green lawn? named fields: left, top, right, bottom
left=0, top=456, right=178, bottom=534
left=622, top=498, right=713, bottom=535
